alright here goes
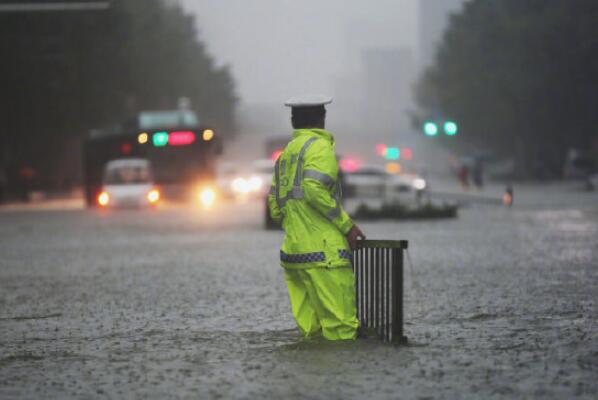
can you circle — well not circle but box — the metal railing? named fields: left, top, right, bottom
left=353, top=240, right=408, bottom=343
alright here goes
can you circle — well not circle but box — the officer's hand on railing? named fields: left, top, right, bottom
left=346, top=224, right=366, bottom=251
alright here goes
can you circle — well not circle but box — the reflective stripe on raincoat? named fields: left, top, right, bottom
left=268, top=128, right=354, bottom=270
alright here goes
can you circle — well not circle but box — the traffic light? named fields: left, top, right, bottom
left=423, top=121, right=438, bottom=136
left=374, top=145, right=413, bottom=161
left=152, top=132, right=169, bottom=147
left=423, top=120, right=458, bottom=136
left=148, top=130, right=207, bottom=147
left=444, top=121, right=458, bottom=136
left=375, top=144, right=388, bottom=157
left=168, top=131, right=196, bottom=146
left=385, top=147, right=400, bottom=160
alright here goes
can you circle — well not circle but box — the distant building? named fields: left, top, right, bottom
left=361, top=48, right=415, bottom=136
left=418, top=0, right=466, bottom=69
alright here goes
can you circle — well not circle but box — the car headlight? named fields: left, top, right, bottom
left=413, top=178, right=427, bottom=190
left=98, top=191, right=110, bottom=206
left=199, top=187, right=216, bottom=208
left=231, top=177, right=251, bottom=194
left=248, top=176, right=263, bottom=192
left=147, top=189, right=160, bottom=204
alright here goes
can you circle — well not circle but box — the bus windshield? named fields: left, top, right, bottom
left=104, top=165, right=152, bottom=185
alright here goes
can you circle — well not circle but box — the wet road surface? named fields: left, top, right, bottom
left=1, top=183, right=597, bottom=399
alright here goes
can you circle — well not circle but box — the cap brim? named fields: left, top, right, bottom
left=284, top=95, right=333, bottom=107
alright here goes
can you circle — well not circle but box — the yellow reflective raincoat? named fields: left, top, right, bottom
left=268, top=128, right=359, bottom=340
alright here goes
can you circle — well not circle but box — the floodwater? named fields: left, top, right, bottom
left=0, top=183, right=597, bottom=398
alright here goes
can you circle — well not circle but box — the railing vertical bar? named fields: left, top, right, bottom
left=363, top=249, right=371, bottom=327
left=369, top=247, right=375, bottom=328
left=360, top=247, right=364, bottom=325
left=381, top=248, right=385, bottom=341
left=386, top=248, right=391, bottom=342
left=363, top=248, right=368, bottom=327
left=356, top=247, right=360, bottom=324
left=391, top=247, right=405, bottom=343
left=379, top=247, right=384, bottom=339
left=380, top=248, right=384, bottom=340
left=374, top=248, right=380, bottom=333
left=365, top=249, right=374, bottom=327
left=391, top=248, right=397, bottom=341
left=398, top=247, right=405, bottom=342
left=379, top=248, right=383, bottom=336
left=381, top=249, right=389, bottom=341
left=364, top=247, right=368, bottom=326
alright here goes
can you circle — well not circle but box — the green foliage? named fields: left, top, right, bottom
left=0, top=0, right=237, bottom=190
left=414, top=0, right=598, bottom=177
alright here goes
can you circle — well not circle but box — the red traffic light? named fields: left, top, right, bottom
left=375, top=144, right=388, bottom=156
left=168, top=131, right=196, bottom=146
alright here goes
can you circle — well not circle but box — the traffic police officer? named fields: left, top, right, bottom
left=268, top=94, right=365, bottom=340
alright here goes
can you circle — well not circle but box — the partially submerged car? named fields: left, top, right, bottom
left=344, top=165, right=427, bottom=203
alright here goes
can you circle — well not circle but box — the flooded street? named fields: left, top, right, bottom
left=1, top=183, right=597, bottom=399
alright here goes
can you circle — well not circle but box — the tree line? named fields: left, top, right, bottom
left=413, top=0, right=598, bottom=178
left=0, top=0, right=237, bottom=198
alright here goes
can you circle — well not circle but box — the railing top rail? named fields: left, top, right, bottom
left=356, top=240, right=408, bottom=249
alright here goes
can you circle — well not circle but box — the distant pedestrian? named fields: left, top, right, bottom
left=458, top=164, right=470, bottom=190
left=503, top=184, right=514, bottom=207
left=472, top=157, right=484, bottom=189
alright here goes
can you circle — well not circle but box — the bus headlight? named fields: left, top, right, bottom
left=199, top=187, right=216, bottom=208
left=98, top=191, right=110, bottom=207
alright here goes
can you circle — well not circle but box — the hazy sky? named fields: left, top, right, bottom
left=179, top=0, right=419, bottom=105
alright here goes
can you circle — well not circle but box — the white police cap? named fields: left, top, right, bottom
left=284, top=94, right=333, bottom=107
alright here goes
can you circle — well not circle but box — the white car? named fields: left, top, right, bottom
left=343, top=165, right=387, bottom=197
left=97, top=159, right=160, bottom=208
left=386, top=173, right=427, bottom=203
left=344, top=165, right=427, bottom=202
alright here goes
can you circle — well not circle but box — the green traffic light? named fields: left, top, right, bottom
left=444, top=121, right=458, bottom=136
left=423, top=121, right=438, bottom=136
left=153, top=131, right=169, bottom=147
left=385, top=147, right=400, bottom=160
